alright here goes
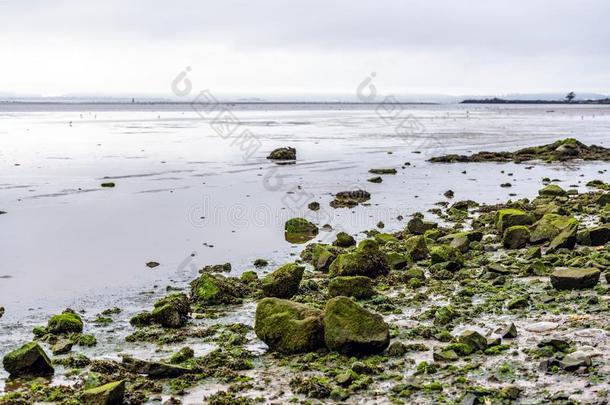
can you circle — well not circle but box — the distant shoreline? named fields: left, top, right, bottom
left=461, top=98, right=610, bottom=104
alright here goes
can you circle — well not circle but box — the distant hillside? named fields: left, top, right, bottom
left=461, top=97, right=610, bottom=105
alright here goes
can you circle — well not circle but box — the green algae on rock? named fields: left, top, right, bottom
left=502, top=225, right=530, bottom=249
left=323, top=296, right=389, bottom=355
left=81, top=380, right=125, bottom=405
left=429, top=138, right=610, bottom=163
left=495, top=208, right=534, bottom=233
left=190, top=273, right=243, bottom=305
left=328, top=239, right=389, bottom=279
left=284, top=217, right=319, bottom=243
left=368, top=168, right=397, bottom=175
left=328, top=276, right=375, bottom=299
left=261, top=263, right=304, bottom=298
left=333, top=231, right=356, bottom=248
left=539, top=184, right=567, bottom=197
left=48, top=309, right=84, bottom=334
left=2, top=341, right=54, bottom=377
left=254, top=298, right=324, bottom=354
left=550, top=267, right=601, bottom=290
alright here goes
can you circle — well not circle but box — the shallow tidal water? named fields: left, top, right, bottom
left=1, top=103, right=610, bottom=398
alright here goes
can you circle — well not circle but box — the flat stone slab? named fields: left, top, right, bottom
left=550, top=267, right=600, bottom=290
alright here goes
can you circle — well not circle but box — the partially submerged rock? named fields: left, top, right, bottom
left=255, top=298, right=324, bottom=354
left=81, top=380, right=125, bottom=405
left=284, top=218, right=319, bottom=243
left=48, top=310, right=84, bottom=334
left=323, top=297, right=389, bottom=355
left=539, top=184, right=567, bottom=197
left=550, top=267, right=600, bottom=290
left=429, top=138, right=610, bottom=163
left=368, top=168, right=397, bottom=175
left=267, top=146, right=296, bottom=160
left=330, top=190, right=371, bottom=208
left=329, top=240, right=389, bottom=278
left=2, top=341, right=54, bottom=377
left=261, top=263, right=304, bottom=298
left=190, top=273, right=243, bottom=305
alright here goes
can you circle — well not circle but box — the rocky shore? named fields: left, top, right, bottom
left=3, top=139, right=610, bottom=404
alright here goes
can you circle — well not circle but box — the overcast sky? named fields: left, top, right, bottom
left=1, top=0, right=609, bottom=99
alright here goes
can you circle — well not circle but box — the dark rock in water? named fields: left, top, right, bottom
left=329, top=239, right=389, bottom=279
left=444, top=190, right=454, bottom=198
left=169, top=347, right=195, bottom=364
left=190, top=273, right=243, bottom=305
left=2, top=341, right=54, bottom=377
left=255, top=298, right=324, bottom=354
left=387, top=341, right=408, bottom=356
left=48, top=309, right=84, bottom=334
left=253, top=259, right=268, bottom=268
left=81, top=380, right=125, bottom=405
left=122, top=356, right=189, bottom=378
left=199, top=262, right=231, bottom=273
left=457, top=330, right=487, bottom=352
left=495, top=209, right=534, bottom=233
left=146, top=261, right=160, bottom=268
left=539, top=184, right=567, bottom=197
left=323, top=296, right=389, bottom=355
left=262, top=263, right=304, bottom=299
left=367, top=176, right=382, bottom=183
left=267, top=147, right=296, bottom=160
left=368, top=168, right=397, bottom=175
left=100, top=182, right=115, bottom=188
left=328, top=276, right=375, bottom=299
left=502, top=225, right=530, bottom=249
left=429, top=138, right=610, bottom=163
left=330, top=189, right=371, bottom=208
left=333, top=232, right=356, bottom=248
left=0, top=307, right=4, bottom=319
left=307, top=201, right=320, bottom=211
left=550, top=267, right=600, bottom=290
left=498, top=322, right=518, bottom=338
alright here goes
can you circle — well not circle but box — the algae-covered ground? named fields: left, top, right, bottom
left=2, top=105, right=610, bottom=404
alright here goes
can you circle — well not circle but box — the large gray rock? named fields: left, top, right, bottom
left=550, top=268, right=600, bottom=290
left=323, top=296, right=389, bottom=355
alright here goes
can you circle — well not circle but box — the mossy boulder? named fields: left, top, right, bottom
left=300, top=243, right=340, bottom=272
left=329, top=190, right=371, bottom=208
left=151, top=294, right=190, bottom=328
left=530, top=214, right=578, bottom=246
left=430, top=245, right=464, bottom=269
left=495, top=209, right=534, bottom=233
left=406, top=217, right=437, bottom=235
left=81, top=380, right=125, bottom=405
left=550, top=268, right=600, bottom=290
left=328, top=240, right=389, bottom=278
left=254, top=298, right=324, bottom=354
left=284, top=218, right=319, bottom=243
left=403, top=235, right=429, bottom=262
left=323, top=297, right=389, bottom=355
left=333, top=232, right=356, bottom=247
left=262, top=263, right=304, bottom=298
left=457, top=330, right=487, bottom=352
left=539, top=184, right=567, bottom=197
left=267, top=146, right=296, bottom=160
left=502, top=226, right=530, bottom=249
left=190, top=273, right=242, bottom=305
left=328, top=276, right=375, bottom=299
left=48, top=310, right=83, bottom=334
left=2, top=342, right=54, bottom=377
